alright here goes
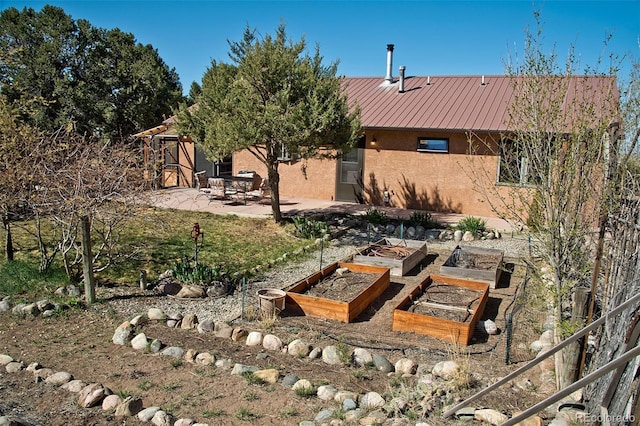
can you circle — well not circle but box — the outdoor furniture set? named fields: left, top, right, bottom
left=196, top=170, right=270, bottom=205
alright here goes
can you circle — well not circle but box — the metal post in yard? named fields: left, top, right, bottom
left=241, top=276, right=246, bottom=321
left=319, top=239, right=324, bottom=271
left=506, top=312, right=513, bottom=365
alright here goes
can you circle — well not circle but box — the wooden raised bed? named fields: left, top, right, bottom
left=351, top=238, right=427, bottom=276
left=439, top=245, right=504, bottom=289
left=392, top=274, right=489, bottom=345
left=285, top=262, right=390, bottom=323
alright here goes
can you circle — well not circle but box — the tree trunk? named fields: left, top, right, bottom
left=267, top=163, right=283, bottom=223
left=3, top=215, right=14, bottom=261
left=80, top=216, right=95, bottom=304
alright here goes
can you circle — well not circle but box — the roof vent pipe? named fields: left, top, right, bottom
left=385, top=44, right=394, bottom=83
left=481, top=75, right=486, bottom=86
left=399, top=66, right=405, bottom=93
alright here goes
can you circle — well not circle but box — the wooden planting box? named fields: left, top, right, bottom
left=439, top=245, right=504, bottom=289
left=285, top=262, right=390, bottom=323
left=351, top=238, right=427, bottom=276
left=392, top=274, right=489, bottom=345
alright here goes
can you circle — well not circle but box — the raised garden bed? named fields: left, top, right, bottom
left=351, top=237, right=427, bottom=276
left=439, top=245, right=504, bottom=289
left=392, top=274, right=489, bottom=345
left=285, top=262, right=390, bottom=323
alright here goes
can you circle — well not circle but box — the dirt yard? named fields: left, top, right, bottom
left=0, top=245, right=549, bottom=425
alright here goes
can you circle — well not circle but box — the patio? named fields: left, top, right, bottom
left=149, top=188, right=518, bottom=232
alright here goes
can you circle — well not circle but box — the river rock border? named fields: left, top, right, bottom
left=1, top=301, right=583, bottom=426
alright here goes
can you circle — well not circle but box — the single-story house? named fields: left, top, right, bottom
left=135, top=45, right=618, bottom=217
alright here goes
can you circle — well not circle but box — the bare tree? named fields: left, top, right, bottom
left=464, top=14, right=622, bottom=389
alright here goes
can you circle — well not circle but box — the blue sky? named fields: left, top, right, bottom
left=1, top=1, right=638, bottom=94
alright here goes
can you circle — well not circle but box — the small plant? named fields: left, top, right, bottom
left=362, top=208, right=388, bottom=225
left=241, top=371, right=265, bottom=385
left=279, top=406, right=298, bottom=417
left=169, top=359, right=182, bottom=368
left=446, top=339, right=476, bottom=391
left=336, top=340, right=352, bottom=366
left=161, top=382, right=182, bottom=391
left=352, top=370, right=370, bottom=380
left=171, top=259, right=223, bottom=285
left=292, top=216, right=329, bottom=239
left=137, top=380, right=153, bottom=391
left=235, top=407, right=258, bottom=421
left=457, top=216, right=486, bottom=234
left=202, top=408, right=225, bottom=418
left=242, top=390, right=258, bottom=401
left=388, top=375, right=404, bottom=388
left=293, top=384, right=315, bottom=398
left=115, top=389, right=131, bottom=399
left=408, top=211, right=443, bottom=229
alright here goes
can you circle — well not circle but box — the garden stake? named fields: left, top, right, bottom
left=319, top=239, right=324, bottom=271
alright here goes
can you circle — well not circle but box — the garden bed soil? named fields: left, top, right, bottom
left=392, top=274, right=489, bottom=345
left=440, top=245, right=504, bottom=288
left=285, top=262, right=390, bottom=323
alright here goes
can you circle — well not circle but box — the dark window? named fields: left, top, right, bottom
left=418, top=137, right=448, bottom=153
left=164, top=139, right=179, bottom=165
left=498, top=139, right=531, bottom=185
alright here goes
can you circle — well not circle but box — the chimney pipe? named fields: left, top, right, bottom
left=385, top=44, right=394, bottom=83
left=399, top=66, right=405, bottom=93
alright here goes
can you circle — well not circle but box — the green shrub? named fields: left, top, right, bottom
left=457, top=216, right=486, bottom=234
left=362, top=208, right=389, bottom=225
left=292, top=216, right=328, bottom=239
left=171, top=259, right=223, bottom=285
left=408, top=211, right=443, bottom=229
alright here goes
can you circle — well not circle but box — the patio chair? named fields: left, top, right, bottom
left=246, top=178, right=270, bottom=204
left=207, top=178, right=227, bottom=203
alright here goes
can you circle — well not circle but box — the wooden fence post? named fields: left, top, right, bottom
left=80, top=216, right=95, bottom=304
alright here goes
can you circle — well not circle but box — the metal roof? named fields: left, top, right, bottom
left=341, top=75, right=618, bottom=132
left=133, top=75, right=617, bottom=137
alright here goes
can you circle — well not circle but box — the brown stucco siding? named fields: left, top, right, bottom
left=233, top=150, right=337, bottom=200
left=231, top=131, right=514, bottom=216
left=362, top=130, right=500, bottom=216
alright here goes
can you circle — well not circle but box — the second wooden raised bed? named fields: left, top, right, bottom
left=285, top=262, right=390, bottom=323
left=351, top=237, right=427, bottom=276
left=439, top=245, right=504, bottom=289
left=392, top=274, right=489, bottom=345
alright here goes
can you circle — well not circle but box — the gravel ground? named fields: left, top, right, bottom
left=104, top=225, right=533, bottom=324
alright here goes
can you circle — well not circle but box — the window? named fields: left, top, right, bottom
left=276, top=143, right=300, bottom=162
left=164, top=138, right=178, bottom=165
left=340, top=148, right=360, bottom=184
left=498, top=139, right=532, bottom=185
left=417, top=138, right=448, bottom=153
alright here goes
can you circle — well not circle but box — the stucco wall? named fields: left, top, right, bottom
left=233, top=150, right=337, bottom=200
left=362, top=130, right=503, bottom=216
left=231, top=131, right=519, bottom=217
